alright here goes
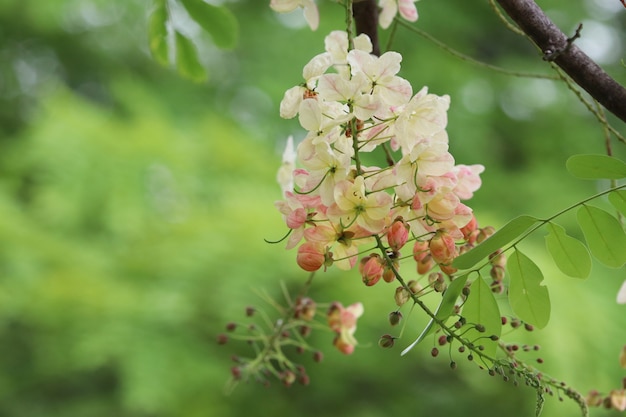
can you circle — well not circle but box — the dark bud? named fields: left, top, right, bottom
left=226, top=322, right=237, bottom=332
left=438, top=335, right=448, bottom=346
left=490, top=335, right=499, bottom=341
left=524, top=323, right=534, bottom=331
left=537, top=358, right=544, bottom=364
left=313, top=351, right=324, bottom=363
left=217, top=334, right=229, bottom=345
left=467, top=354, right=474, bottom=361
left=379, top=334, right=396, bottom=349
left=450, top=361, right=457, bottom=369
left=475, top=324, right=486, bottom=333
left=431, top=347, right=439, bottom=357
left=389, top=311, right=403, bottom=326
left=245, top=306, right=256, bottom=317
left=299, top=325, right=312, bottom=337
left=458, top=346, right=466, bottom=353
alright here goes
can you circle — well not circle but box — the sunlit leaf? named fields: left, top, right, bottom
left=577, top=205, right=626, bottom=268
left=566, top=154, right=626, bottom=180
left=508, top=249, right=550, bottom=329
left=401, top=274, right=469, bottom=356
left=180, top=0, right=238, bottom=49
left=175, top=31, right=207, bottom=83
left=148, top=0, right=169, bottom=66
left=461, top=275, right=501, bottom=363
left=453, top=215, right=539, bottom=270
left=545, top=222, right=591, bottom=279
left=609, top=190, right=626, bottom=217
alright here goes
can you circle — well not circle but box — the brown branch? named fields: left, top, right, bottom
left=353, top=0, right=380, bottom=56
left=496, top=0, right=626, bottom=123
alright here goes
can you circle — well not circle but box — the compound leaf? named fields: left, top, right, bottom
left=545, top=222, right=591, bottom=279
left=508, top=249, right=550, bottom=329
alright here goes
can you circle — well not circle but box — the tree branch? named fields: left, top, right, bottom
left=353, top=0, right=380, bottom=56
left=496, top=0, right=626, bottom=123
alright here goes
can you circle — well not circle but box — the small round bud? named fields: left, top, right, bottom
left=394, top=286, right=411, bottom=307
left=501, top=316, right=507, bottom=325
left=450, top=361, right=457, bottom=369
left=458, top=346, right=466, bottom=353
left=313, top=351, right=324, bottom=363
left=299, top=374, right=310, bottom=386
left=407, top=279, right=423, bottom=295
left=231, top=366, right=242, bottom=380
left=245, top=306, right=256, bottom=317
left=225, top=322, right=237, bottom=332
left=490, top=265, right=506, bottom=282
left=378, top=334, right=396, bottom=349
left=475, top=324, right=485, bottom=333
left=488, top=369, right=496, bottom=376
left=438, top=335, right=448, bottom=346
left=537, top=358, right=544, bottom=364
left=216, top=334, right=229, bottom=345
left=431, top=347, right=439, bottom=357
left=489, top=334, right=499, bottom=341
left=462, top=286, right=471, bottom=297
left=389, top=311, right=403, bottom=326
left=510, top=318, right=521, bottom=328
left=281, top=370, right=296, bottom=387
left=299, top=325, right=312, bottom=337
left=468, top=354, right=474, bottom=361
left=524, top=323, right=534, bottom=331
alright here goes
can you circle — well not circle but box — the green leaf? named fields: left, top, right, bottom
left=577, top=205, right=626, bottom=268
left=453, top=215, right=539, bottom=270
left=508, top=249, right=550, bottom=329
left=609, top=190, right=626, bottom=217
left=566, top=154, right=626, bottom=180
left=175, top=31, right=207, bottom=83
left=401, top=274, right=469, bottom=356
left=461, top=275, right=501, bottom=363
left=148, top=0, right=169, bottom=66
left=179, top=0, right=238, bottom=49
left=544, top=222, right=591, bottom=279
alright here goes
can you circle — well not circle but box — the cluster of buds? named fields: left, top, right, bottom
left=218, top=298, right=332, bottom=387
left=587, top=346, right=626, bottom=411
left=275, top=31, right=485, bottom=280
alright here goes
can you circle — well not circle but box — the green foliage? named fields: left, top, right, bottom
left=566, top=154, right=626, bottom=180
left=148, top=0, right=169, bottom=66
left=175, top=31, right=207, bottom=83
left=179, top=0, right=238, bottom=49
left=507, top=249, right=551, bottom=329
left=461, top=275, right=501, bottom=362
left=544, top=222, right=591, bottom=279
left=577, top=205, right=626, bottom=268
left=609, top=190, right=626, bottom=216
left=146, top=0, right=238, bottom=82
left=401, top=273, right=469, bottom=355
left=453, top=215, right=539, bottom=270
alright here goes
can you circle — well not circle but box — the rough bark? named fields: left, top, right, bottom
left=353, top=0, right=380, bottom=56
left=496, top=0, right=626, bottom=123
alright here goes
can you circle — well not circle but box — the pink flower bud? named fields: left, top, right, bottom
left=387, top=218, right=410, bottom=251
left=417, top=255, right=434, bottom=275
left=413, top=240, right=430, bottom=262
left=611, top=389, right=626, bottom=411
left=460, top=214, right=478, bottom=242
left=429, top=231, right=458, bottom=265
left=297, top=242, right=325, bottom=271
left=359, top=254, right=385, bottom=286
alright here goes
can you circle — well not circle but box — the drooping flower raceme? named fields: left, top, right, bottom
left=273, top=30, right=483, bottom=353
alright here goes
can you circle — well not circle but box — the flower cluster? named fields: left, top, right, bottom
left=269, top=0, right=419, bottom=31
left=275, top=30, right=484, bottom=278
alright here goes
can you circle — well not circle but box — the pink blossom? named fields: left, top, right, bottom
left=327, top=302, right=364, bottom=355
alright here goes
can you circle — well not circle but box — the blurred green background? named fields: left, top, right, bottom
left=0, top=0, right=625, bottom=416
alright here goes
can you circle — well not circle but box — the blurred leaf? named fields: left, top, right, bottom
left=544, top=222, right=591, bottom=279
left=577, top=205, right=626, bottom=268
left=609, top=190, right=626, bottom=217
left=148, top=0, right=169, bottom=66
left=179, top=0, right=238, bottom=49
left=401, top=274, right=468, bottom=356
left=175, top=31, right=207, bottom=83
left=508, top=249, right=550, bottom=329
left=453, top=215, right=539, bottom=270
left=461, top=275, right=501, bottom=362
left=566, top=154, right=626, bottom=180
